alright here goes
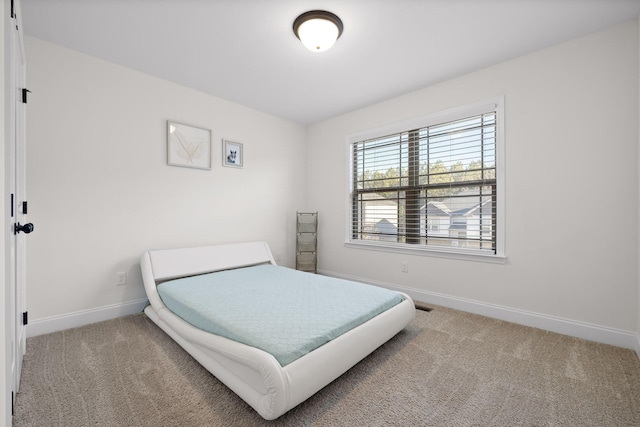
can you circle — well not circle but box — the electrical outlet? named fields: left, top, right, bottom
left=401, top=261, right=408, bottom=273
left=274, top=252, right=282, bottom=262
left=116, top=272, right=127, bottom=286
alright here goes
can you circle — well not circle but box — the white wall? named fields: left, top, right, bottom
left=307, top=20, right=639, bottom=342
left=25, top=37, right=307, bottom=327
left=20, top=20, right=640, bottom=350
left=637, top=15, right=640, bottom=359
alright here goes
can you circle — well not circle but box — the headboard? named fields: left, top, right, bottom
left=146, top=241, right=276, bottom=283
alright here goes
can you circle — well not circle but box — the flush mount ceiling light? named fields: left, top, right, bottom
left=293, top=10, right=343, bottom=52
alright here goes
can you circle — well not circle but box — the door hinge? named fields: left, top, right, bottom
left=11, top=391, right=14, bottom=416
left=22, top=201, right=28, bottom=214
left=22, top=88, right=31, bottom=104
left=11, top=0, right=14, bottom=19
left=11, top=194, right=14, bottom=217
left=22, top=311, right=28, bottom=326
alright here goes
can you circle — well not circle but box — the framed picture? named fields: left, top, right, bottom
left=223, top=139, right=243, bottom=168
left=167, top=121, right=212, bottom=170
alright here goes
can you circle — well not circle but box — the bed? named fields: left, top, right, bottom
left=140, top=241, right=415, bottom=420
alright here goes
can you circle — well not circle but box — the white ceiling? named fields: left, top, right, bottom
left=21, top=0, right=640, bottom=125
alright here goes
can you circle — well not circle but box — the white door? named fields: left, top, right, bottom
left=8, top=0, right=29, bottom=402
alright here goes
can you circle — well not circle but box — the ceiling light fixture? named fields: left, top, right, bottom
left=293, top=10, right=343, bottom=52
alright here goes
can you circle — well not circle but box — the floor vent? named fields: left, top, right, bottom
left=414, top=301, right=433, bottom=312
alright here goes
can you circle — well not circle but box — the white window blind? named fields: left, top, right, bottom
left=350, top=108, right=499, bottom=256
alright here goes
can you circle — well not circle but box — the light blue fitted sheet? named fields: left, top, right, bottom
left=157, top=264, right=403, bottom=366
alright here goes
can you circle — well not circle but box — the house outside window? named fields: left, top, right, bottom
left=347, top=98, right=505, bottom=262
left=427, top=217, right=440, bottom=232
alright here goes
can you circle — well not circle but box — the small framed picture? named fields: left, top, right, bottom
left=223, top=139, right=243, bottom=168
left=167, top=121, right=212, bottom=170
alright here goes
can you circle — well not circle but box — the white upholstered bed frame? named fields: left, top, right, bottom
left=140, top=241, right=415, bottom=420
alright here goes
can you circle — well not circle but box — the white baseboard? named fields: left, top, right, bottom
left=319, top=269, right=638, bottom=351
left=27, top=299, right=148, bottom=338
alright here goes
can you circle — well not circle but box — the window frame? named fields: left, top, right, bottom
left=345, top=97, right=506, bottom=263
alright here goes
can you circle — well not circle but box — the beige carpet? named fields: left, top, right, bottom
left=13, top=306, right=640, bottom=426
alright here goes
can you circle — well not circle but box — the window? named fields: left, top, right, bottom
left=347, top=98, right=504, bottom=261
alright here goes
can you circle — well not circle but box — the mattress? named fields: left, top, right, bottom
left=156, top=264, right=403, bottom=366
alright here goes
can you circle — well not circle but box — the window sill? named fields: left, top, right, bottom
left=344, top=241, right=507, bottom=264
